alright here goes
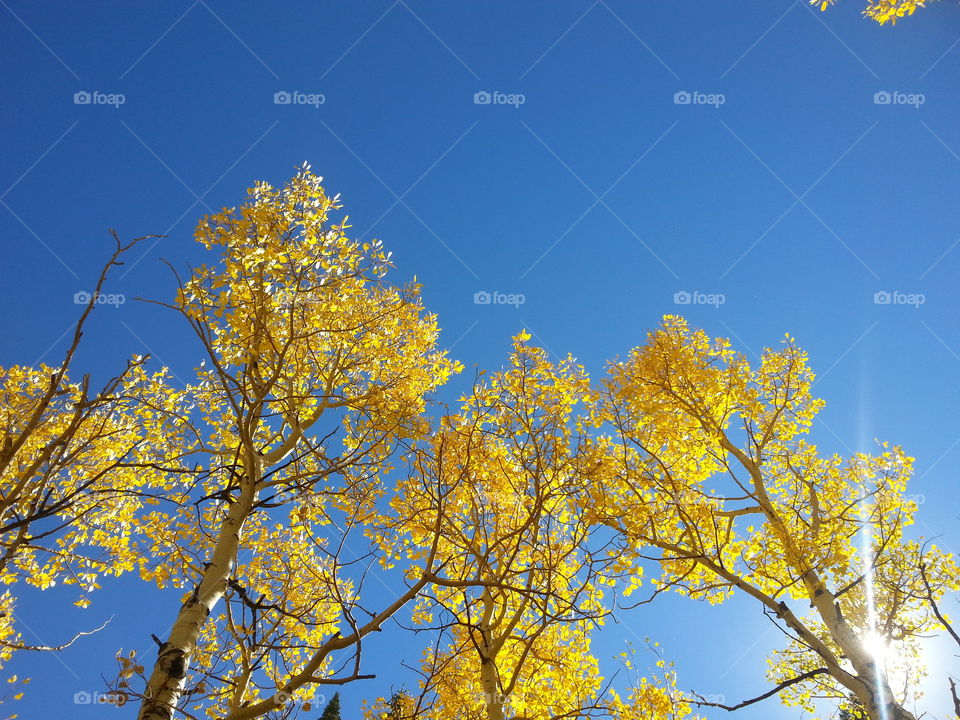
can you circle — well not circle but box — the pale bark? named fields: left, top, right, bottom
left=478, top=586, right=506, bottom=720
left=724, top=437, right=916, bottom=720
left=812, top=585, right=913, bottom=720
left=137, top=477, right=257, bottom=720
left=481, top=657, right=505, bottom=720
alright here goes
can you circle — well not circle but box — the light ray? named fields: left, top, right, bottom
left=858, top=381, right=890, bottom=720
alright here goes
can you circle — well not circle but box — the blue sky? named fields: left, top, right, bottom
left=2, top=1, right=960, bottom=717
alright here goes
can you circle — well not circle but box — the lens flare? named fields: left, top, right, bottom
left=862, top=630, right=891, bottom=665
left=858, top=458, right=890, bottom=720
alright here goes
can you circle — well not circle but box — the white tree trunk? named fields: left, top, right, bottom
left=809, top=589, right=915, bottom=720
left=481, top=656, right=505, bottom=720
left=477, top=586, right=506, bottom=720
left=137, top=482, right=255, bottom=720
left=730, top=443, right=917, bottom=720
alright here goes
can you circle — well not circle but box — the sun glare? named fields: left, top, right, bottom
left=862, top=630, right=891, bottom=665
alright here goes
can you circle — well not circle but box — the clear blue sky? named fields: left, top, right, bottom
left=2, top=1, right=959, bottom=717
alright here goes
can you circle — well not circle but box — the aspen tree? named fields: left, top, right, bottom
left=592, top=317, right=957, bottom=720
left=132, top=167, right=458, bottom=719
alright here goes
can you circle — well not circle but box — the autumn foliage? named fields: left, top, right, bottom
left=814, top=0, right=936, bottom=24
left=1, top=168, right=957, bottom=720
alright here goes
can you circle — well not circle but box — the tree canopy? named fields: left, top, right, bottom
left=1, top=168, right=956, bottom=720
